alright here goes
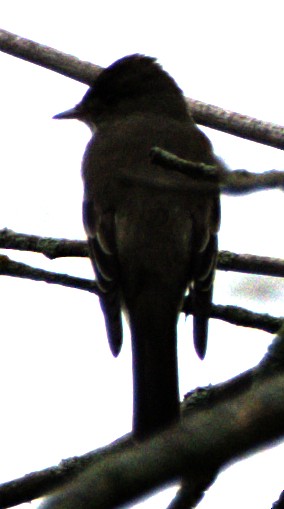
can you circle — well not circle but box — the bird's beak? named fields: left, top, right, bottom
left=53, top=105, right=81, bottom=120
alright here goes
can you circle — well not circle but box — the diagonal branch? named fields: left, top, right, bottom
left=1, top=28, right=284, bottom=150
left=37, top=330, right=284, bottom=509
left=1, top=331, right=284, bottom=509
left=0, top=28, right=101, bottom=84
left=187, top=97, right=284, bottom=151
left=0, top=434, right=132, bottom=509
left=184, top=300, right=283, bottom=335
left=0, top=255, right=99, bottom=294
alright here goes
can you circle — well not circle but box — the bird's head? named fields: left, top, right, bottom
left=54, top=54, right=188, bottom=129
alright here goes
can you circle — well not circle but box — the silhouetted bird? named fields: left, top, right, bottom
left=54, top=54, right=221, bottom=439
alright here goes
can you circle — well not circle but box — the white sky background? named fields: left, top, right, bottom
left=1, top=1, right=284, bottom=508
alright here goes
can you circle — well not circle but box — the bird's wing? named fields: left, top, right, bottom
left=83, top=200, right=123, bottom=357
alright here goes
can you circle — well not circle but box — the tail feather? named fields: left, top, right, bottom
left=129, top=289, right=180, bottom=439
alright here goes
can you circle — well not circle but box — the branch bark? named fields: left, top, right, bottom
left=0, top=28, right=101, bottom=84
left=0, top=228, right=88, bottom=259
left=1, top=229, right=284, bottom=278
left=38, top=333, right=284, bottom=509
left=0, top=255, right=99, bottom=294
left=151, top=147, right=284, bottom=194
left=0, top=252, right=282, bottom=334
left=184, top=300, right=283, bottom=335
left=1, top=332, right=283, bottom=509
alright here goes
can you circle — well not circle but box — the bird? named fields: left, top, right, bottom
left=54, top=54, right=221, bottom=440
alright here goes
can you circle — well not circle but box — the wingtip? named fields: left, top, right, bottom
left=193, top=316, right=208, bottom=360
left=108, top=335, right=123, bottom=357
left=104, top=313, right=123, bottom=357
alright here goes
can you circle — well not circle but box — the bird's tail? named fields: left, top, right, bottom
left=129, top=288, right=180, bottom=440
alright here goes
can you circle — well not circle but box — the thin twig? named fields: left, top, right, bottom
left=0, top=253, right=282, bottom=335
left=210, top=303, right=283, bottom=334
left=183, top=298, right=283, bottom=334
left=0, top=255, right=99, bottom=294
left=151, top=147, right=284, bottom=194
left=0, top=228, right=88, bottom=259
left=218, top=251, right=284, bottom=278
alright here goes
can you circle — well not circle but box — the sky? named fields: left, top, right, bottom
left=1, top=1, right=284, bottom=508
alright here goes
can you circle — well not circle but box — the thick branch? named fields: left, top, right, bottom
left=39, top=369, right=284, bottom=508
left=0, top=435, right=132, bottom=509
left=1, top=28, right=284, bottom=150
left=1, top=333, right=283, bottom=509
left=1, top=25, right=283, bottom=509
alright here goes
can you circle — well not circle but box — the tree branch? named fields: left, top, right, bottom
left=218, top=250, right=284, bottom=278
left=0, top=252, right=282, bottom=335
left=0, top=228, right=87, bottom=259
left=0, top=28, right=101, bottom=84
left=38, top=330, right=284, bottom=509
left=1, top=229, right=284, bottom=278
left=0, top=435, right=132, bottom=509
left=0, top=255, right=99, bottom=294
left=1, top=331, right=283, bottom=509
left=184, top=300, right=283, bottom=335
left=0, top=24, right=283, bottom=509
left=1, top=28, right=284, bottom=150
left=187, top=97, right=284, bottom=151
left=150, top=147, right=284, bottom=194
